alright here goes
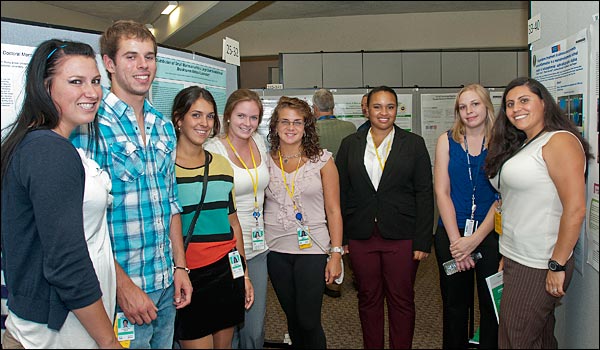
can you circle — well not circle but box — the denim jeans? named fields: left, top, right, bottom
left=117, top=283, right=175, bottom=349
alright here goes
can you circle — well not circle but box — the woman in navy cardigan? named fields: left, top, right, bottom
left=336, top=86, right=434, bottom=349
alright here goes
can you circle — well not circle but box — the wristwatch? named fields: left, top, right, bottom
left=330, top=246, right=344, bottom=256
left=548, top=259, right=566, bottom=271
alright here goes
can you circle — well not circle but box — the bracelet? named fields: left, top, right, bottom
left=244, top=276, right=251, bottom=280
left=173, top=266, right=190, bottom=274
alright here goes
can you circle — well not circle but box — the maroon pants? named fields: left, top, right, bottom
left=349, top=226, right=419, bottom=349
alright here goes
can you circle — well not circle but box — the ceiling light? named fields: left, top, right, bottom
left=145, top=24, right=155, bottom=35
left=161, top=1, right=178, bottom=15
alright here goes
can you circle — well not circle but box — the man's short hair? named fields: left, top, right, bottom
left=312, top=89, right=335, bottom=112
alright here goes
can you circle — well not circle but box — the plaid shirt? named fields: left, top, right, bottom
left=71, top=87, right=182, bottom=293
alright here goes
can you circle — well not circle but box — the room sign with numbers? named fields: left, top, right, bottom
left=528, top=14, right=541, bottom=44
left=223, top=36, right=240, bottom=66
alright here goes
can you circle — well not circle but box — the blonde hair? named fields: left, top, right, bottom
left=450, top=84, right=495, bottom=146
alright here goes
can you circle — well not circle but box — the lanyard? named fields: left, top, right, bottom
left=371, top=130, right=392, bottom=172
left=227, top=135, right=260, bottom=221
left=464, top=135, right=485, bottom=220
left=497, top=129, right=545, bottom=190
left=278, top=150, right=303, bottom=221
left=317, top=115, right=336, bottom=120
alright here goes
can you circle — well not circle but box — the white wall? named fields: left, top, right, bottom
left=187, top=10, right=528, bottom=57
left=530, top=2, right=599, bottom=349
left=0, top=1, right=111, bottom=32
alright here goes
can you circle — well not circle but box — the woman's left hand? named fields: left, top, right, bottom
left=244, top=277, right=255, bottom=309
left=546, top=270, right=566, bottom=297
left=413, top=250, right=429, bottom=261
left=325, top=254, right=343, bottom=284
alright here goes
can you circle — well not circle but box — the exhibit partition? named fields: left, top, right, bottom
left=252, top=87, right=504, bottom=166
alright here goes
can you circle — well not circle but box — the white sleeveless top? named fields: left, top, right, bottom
left=490, top=131, right=584, bottom=269
left=204, top=133, right=270, bottom=259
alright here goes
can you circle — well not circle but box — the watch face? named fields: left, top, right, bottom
left=548, top=260, right=564, bottom=271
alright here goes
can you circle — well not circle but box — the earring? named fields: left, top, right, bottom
left=177, top=126, right=181, bottom=131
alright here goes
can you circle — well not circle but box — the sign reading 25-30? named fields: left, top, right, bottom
left=223, top=37, right=240, bottom=66
left=528, top=14, right=541, bottom=44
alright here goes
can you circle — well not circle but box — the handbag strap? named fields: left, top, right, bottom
left=183, top=150, right=211, bottom=251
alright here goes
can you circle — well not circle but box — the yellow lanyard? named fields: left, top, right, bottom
left=278, top=150, right=302, bottom=218
left=227, top=136, right=260, bottom=216
left=371, top=130, right=392, bottom=171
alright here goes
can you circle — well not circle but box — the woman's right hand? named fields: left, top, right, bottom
left=455, top=255, right=476, bottom=272
left=450, top=235, right=476, bottom=262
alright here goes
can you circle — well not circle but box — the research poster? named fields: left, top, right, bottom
left=1, top=44, right=228, bottom=133
left=333, top=94, right=413, bottom=132
left=420, top=93, right=456, bottom=166
left=153, top=53, right=227, bottom=117
left=1, top=44, right=107, bottom=133
left=532, top=29, right=588, bottom=135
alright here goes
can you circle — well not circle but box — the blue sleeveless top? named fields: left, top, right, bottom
left=438, top=131, right=497, bottom=228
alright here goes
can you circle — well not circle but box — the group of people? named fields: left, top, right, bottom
left=0, top=18, right=592, bottom=350
left=433, top=81, right=591, bottom=349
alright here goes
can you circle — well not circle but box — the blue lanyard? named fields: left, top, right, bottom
left=464, top=135, right=485, bottom=220
left=317, top=115, right=336, bottom=120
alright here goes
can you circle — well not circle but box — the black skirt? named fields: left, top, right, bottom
left=175, top=252, right=245, bottom=340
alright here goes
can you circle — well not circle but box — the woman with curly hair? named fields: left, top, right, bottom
left=263, top=96, right=343, bottom=349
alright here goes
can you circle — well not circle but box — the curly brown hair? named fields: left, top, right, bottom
left=267, top=96, right=322, bottom=162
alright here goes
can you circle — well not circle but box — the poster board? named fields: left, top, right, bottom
left=1, top=18, right=239, bottom=130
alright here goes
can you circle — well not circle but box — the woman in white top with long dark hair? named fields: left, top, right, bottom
left=453, top=77, right=593, bottom=348
left=204, top=89, right=270, bottom=349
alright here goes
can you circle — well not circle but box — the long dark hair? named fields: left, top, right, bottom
left=1, top=39, right=99, bottom=182
left=484, top=77, right=592, bottom=177
left=267, top=96, right=322, bottom=162
left=171, top=86, right=220, bottom=138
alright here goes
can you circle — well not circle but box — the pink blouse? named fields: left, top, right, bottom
left=264, top=151, right=333, bottom=254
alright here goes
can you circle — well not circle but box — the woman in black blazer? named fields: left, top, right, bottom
left=336, top=86, right=434, bottom=349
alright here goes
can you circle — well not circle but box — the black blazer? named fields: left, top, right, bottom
left=336, top=125, right=434, bottom=252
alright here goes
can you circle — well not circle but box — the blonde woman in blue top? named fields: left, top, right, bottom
left=434, top=84, right=499, bottom=349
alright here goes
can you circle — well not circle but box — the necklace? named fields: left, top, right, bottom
left=280, top=151, right=302, bottom=163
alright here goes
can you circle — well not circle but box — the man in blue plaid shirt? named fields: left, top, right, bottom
left=71, top=20, right=192, bottom=348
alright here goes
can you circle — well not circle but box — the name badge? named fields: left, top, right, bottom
left=252, top=227, right=265, bottom=251
left=228, top=250, right=245, bottom=279
left=494, top=208, right=503, bottom=235
left=116, top=312, right=135, bottom=341
left=297, top=226, right=312, bottom=249
left=464, top=219, right=477, bottom=237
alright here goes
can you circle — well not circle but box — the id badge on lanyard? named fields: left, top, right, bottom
left=297, top=225, right=312, bottom=249
left=464, top=201, right=478, bottom=237
left=252, top=226, right=265, bottom=251
left=494, top=199, right=503, bottom=235
left=228, top=250, right=245, bottom=279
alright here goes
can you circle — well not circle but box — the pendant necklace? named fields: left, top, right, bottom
left=281, top=151, right=302, bottom=163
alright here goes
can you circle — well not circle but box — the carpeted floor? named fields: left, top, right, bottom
left=264, top=250, right=480, bottom=349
